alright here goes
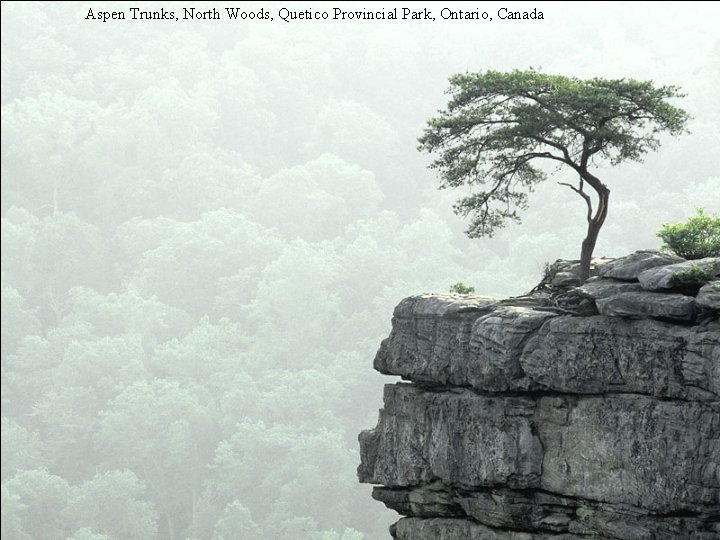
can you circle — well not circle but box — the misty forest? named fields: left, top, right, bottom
left=1, top=3, right=719, bottom=540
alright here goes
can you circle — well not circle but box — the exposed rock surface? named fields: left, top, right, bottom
left=638, top=257, right=720, bottom=292
left=697, top=280, right=720, bottom=311
left=596, top=250, right=684, bottom=280
left=359, top=251, right=719, bottom=540
left=596, top=291, right=696, bottom=321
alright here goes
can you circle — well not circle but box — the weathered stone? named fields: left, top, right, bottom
left=638, top=257, right=720, bottom=291
left=360, top=385, right=720, bottom=515
left=375, top=296, right=554, bottom=391
left=358, top=384, right=542, bottom=489
left=372, top=483, right=463, bottom=518
left=571, top=278, right=645, bottom=299
left=377, top=297, right=718, bottom=400
left=555, top=278, right=644, bottom=315
left=595, top=291, right=695, bottom=321
left=521, top=316, right=719, bottom=400
left=536, top=395, right=720, bottom=513
left=457, top=488, right=720, bottom=540
left=360, top=253, right=720, bottom=539
left=391, top=517, right=599, bottom=540
left=596, top=250, right=684, bottom=280
left=465, top=306, right=556, bottom=391
left=697, top=280, right=720, bottom=311
left=536, top=257, right=615, bottom=291
left=377, top=485, right=720, bottom=539
left=552, top=270, right=581, bottom=288
left=374, top=294, right=499, bottom=386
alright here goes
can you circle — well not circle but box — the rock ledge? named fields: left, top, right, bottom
left=359, top=251, right=719, bottom=540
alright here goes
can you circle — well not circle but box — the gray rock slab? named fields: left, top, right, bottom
left=457, top=488, right=720, bottom=539
left=375, top=296, right=555, bottom=391
left=638, top=257, right=720, bottom=291
left=571, top=278, right=645, bottom=300
left=377, top=295, right=718, bottom=400
left=391, top=517, right=603, bottom=540
left=373, top=483, right=463, bottom=518
left=556, top=279, right=645, bottom=315
left=358, top=384, right=543, bottom=489
left=361, top=386, right=720, bottom=514
left=596, top=291, right=695, bottom=321
left=375, top=295, right=499, bottom=385
left=597, top=250, right=684, bottom=280
left=521, top=316, right=719, bottom=400
left=697, top=280, right=720, bottom=311
left=537, top=395, right=720, bottom=513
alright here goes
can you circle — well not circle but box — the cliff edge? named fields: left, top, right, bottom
left=358, top=251, right=720, bottom=540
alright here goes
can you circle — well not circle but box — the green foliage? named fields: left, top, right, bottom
left=449, top=282, right=476, bottom=295
left=419, top=69, right=689, bottom=239
left=669, top=264, right=715, bottom=292
left=63, top=470, right=158, bottom=540
left=1, top=485, right=32, bottom=540
left=67, top=529, right=110, bottom=540
left=657, top=208, right=720, bottom=259
left=1, top=418, right=46, bottom=480
left=3, top=469, right=70, bottom=540
left=211, top=501, right=262, bottom=540
left=1, top=282, right=41, bottom=361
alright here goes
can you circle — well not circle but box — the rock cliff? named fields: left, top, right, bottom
left=358, top=251, right=720, bottom=540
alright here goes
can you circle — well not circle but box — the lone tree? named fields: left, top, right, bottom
left=418, top=70, right=689, bottom=281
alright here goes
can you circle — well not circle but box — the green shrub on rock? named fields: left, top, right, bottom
left=670, top=264, right=715, bottom=293
left=449, top=282, right=475, bottom=295
left=657, top=208, right=720, bottom=259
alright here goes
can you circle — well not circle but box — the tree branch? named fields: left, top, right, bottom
left=558, top=180, right=593, bottom=222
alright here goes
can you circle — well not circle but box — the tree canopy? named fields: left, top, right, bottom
left=419, top=69, right=690, bottom=279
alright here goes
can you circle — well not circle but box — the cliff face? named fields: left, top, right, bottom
left=358, top=252, right=720, bottom=540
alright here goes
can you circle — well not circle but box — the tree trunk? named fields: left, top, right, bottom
left=579, top=187, right=610, bottom=281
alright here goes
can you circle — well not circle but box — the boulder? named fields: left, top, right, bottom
left=638, top=257, right=720, bottom=291
left=571, top=278, right=644, bottom=300
left=374, top=296, right=554, bottom=392
left=543, top=257, right=615, bottom=289
left=595, top=291, right=695, bottom=321
left=556, top=278, right=644, bottom=314
left=697, top=280, right=720, bottom=311
left=596, top=250, right=684, bottom=280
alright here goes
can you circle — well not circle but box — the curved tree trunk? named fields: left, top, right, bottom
left=579, top=186, right=610, bottom=281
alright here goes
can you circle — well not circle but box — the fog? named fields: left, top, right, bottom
left=1, top=2, right=718, bottom=539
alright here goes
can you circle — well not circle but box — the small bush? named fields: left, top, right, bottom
left=669, top=264, right=714, bottom=294
left=449, top=282, right=475, bottom=295
left=657, top=208, right=720, bottom=260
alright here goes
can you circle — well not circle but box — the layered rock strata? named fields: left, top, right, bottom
left=359, top=251, right=720, bottom=539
